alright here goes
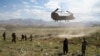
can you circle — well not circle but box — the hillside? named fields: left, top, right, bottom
left=0, top=19, right=100, bottom=27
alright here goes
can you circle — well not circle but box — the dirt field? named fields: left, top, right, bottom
left=0, top=26, right=100, bottom=56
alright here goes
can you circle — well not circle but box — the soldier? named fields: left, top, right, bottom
left=24, top=34, right=27, bottom=41
left=63, top=38, right=68, bottom=55
left=12, top=32, right=16, bottom=43
left=21, top=34, right=24, bottom=41
left=81, top=38, right=87, bottom=56
left=2, top=32, right=6, bottom=41
left=30, top=34, right=33, bottom=41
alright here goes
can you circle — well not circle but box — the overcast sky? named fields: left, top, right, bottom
left=0, top=0, right=100, bottom=22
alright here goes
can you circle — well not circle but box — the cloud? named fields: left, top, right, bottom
left=23, top=9, right=30, bottom=13
left=0, top=0, right=99, bottom=22
left=30, top=0, right=38, bottom=4
left=43, top=0, right=100, bottom=21
left=44, top=0, right=61, bottom=9
left=21, top=0, right=29, bottom=4
left=4, top=8, right=51, bottom=21
left=33, top=6, right=44, bottom=9
left=0, top=11, right=21, bottom=20
left=60, top=0, right=100, bottom=21
left=24, top=9, right=51, bottom=21
left=30, top=0, right=36, bottom=2
left=23, top=1, right=29, bottom=4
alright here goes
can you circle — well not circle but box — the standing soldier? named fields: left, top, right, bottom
left=24, top=34, right=27, bottom=41
left=81, top=38, right=87, bottom=56
left=63, top=38, right=68, bottom=55
left=21, top=34, right=24, bottom=41
left=30, top=34, right=33, bottom=41
left=2, top=32, right=6, bottom=41
left=12, top=32, right=16, bottom=43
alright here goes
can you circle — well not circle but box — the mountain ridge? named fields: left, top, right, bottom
left=0, top=18, right=100, bottom=27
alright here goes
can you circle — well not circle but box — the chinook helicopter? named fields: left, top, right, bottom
left=51, top=8, right=75, bottom=22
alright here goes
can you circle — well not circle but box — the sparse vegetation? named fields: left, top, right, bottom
left=0, top=26, right=100, bottom=56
